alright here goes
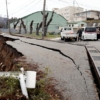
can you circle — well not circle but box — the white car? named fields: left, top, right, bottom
left=81, top=27, right=97, bottom=40
left=60, top=27, right=78, bottom=41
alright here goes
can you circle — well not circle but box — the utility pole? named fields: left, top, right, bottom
left=42, top=0, right=46, bottom=39
left=5, top=0, right=10, bottom=34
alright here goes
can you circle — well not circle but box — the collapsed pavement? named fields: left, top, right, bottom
left=0, top=33, right=99, bottom=100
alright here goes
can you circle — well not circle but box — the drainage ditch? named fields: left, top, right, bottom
left=86, top=48, right=100, bottom=99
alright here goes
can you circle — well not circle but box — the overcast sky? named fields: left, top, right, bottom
left=0, top=0, right=100, bottom=18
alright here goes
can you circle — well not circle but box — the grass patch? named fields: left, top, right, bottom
left=0, top=68, right=61, bottom=100
left=15, top=32, right=60, bottom=39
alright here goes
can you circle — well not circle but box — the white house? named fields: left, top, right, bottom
left=74, top=10, right=100, bottom=22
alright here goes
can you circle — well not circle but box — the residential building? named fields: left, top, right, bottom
left=52, top=6, right=84, bottom=22
left=67, top=21, right=87, bottom=32
left=74, top=10, right=100, bottom=22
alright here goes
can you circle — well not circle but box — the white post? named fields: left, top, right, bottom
left=19, top=74, right=28, bottom=99
left=19, top=67, right=28, bottom=99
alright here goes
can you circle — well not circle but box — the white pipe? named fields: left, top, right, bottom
left=19, top=73, right=28, bottom=99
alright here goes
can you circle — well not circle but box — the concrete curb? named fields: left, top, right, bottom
left=86, top=45, right=100, bottom=88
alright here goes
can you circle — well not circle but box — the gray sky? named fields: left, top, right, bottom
left=0, top=0, right=100, bottom=18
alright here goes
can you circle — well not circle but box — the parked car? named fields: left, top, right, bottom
left=60, top=27, right=78, bottom=41
left=81, top=27, right=97, bottom=40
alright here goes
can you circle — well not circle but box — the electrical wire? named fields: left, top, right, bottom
left=10, top=0, right=36, bottom=14
left=59, top=0, right=73, bottom=5
left=0, top=1, right=5, bottom=7
left=49, top=0, right=70, bottom=6
left=0, top=0, right=4, bottom=4
left=75, top=0, right=80, bottom=7
left=14, top=0, right=41, bottom=17
left=59, top=0, right=100, bottom=10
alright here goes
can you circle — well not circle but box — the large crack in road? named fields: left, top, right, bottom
left=0, top=34, right=97, bottom=99
left=20, top=39, right=89, bottom=98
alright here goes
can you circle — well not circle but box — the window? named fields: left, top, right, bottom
left=64, top=28, right=67, bottom=30
left=76, top=13, right=80, bottom=16
left=85, top=27, right=96, bottom=32
left=67, top=28, right=71, bottom=30
left=87, top=12, right=90, bottom=15
left=81, top=13, right=85, bottom=16
left=64, top=28, right=71, bottom=30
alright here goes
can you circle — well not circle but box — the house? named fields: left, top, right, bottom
left=67, top=21, right=87, bottom=32
left=74, top=10, right=100, bottom=22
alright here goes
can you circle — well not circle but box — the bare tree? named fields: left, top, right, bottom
left=19, top=23, right=22, bottom=34
left=30, top=20, right=34, bottom=34
left=20, top=19, right=27, bottom=34
left=41, top=11, right=54, bottom=36
left=35, top=12, right=49, bottom=36
left=36, top=23, right=39, bottom=35
left=45, top=11, right=54, bottom=36
left=36, top=22, right=42, bottom=35
left=14, top=18, right=20, bottom=29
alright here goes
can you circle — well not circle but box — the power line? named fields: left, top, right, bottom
left=15, top=0, right=41, bottom=17
left=0, top=0, right=4, bottom=4
left=77, top=2, right=100, bottom=10
left=59, top=0, right=100, bottom=10
left=75, top=0, right=79, bottom=7
left=0, top=0, right=13, bottom=7
left=49, top=0, right=70, bottom=6
left=9, top=0, right=36, bottom=14
left=0, top=1, right=5, bottom=6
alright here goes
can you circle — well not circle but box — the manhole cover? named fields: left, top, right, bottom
left=92, top=56, right=100, bottom=60
left=89, top=50, right=98, bottom=53
left=87, top=46, right=94, bottom=48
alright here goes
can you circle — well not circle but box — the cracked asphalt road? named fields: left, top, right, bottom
left=1, top=33, right=99, bottom=100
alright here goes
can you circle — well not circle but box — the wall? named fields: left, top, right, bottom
left=10, top=11, right=67, bottom=33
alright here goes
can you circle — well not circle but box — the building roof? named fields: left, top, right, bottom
left=10, top=10, right=68, bottom=28
left=22, top=11, right=68, bottom=21
left=74, top=10, right=100, bottom=14
left=68, top=21, right=86, bottom=24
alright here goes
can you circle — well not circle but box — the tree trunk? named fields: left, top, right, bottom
left=24, top=28, right=27, bottom=34
left=19, top=24, right=21, bottom=34
left=36, top=28, right=39, bottom=35
left=30, top=27, right=33, bottom=34
left=44, top=27, right=48, bottom=36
